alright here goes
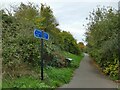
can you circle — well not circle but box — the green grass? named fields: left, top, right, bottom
left=44, top=52, right=84, bottom=88
left=0, top=82, right=1, bottom=90
left=45, top=67, right=73, bottom=87
left=63, top=52, right=84, bottom=68
left=2, top=76, right=51, bottom=88
left=2, top=52, right=84, bottom=89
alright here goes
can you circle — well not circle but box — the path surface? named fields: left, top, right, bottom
left=59, top=53, right=118, bottom=88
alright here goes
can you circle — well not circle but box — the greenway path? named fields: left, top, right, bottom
left=59, top=53, right=118, bottom=88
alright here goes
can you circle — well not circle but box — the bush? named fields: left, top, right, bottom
left=86, top=7, right=119, bottom=80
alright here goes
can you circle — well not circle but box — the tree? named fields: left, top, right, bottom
left=85, top=7, right=119, bottom=80
left=34, top=4, right=59, bottom=32
left=2, top=3, right=81, bottom=79
left=78, top=42, right=85, bottom=52
left=60, top=31, right=80, bottom=55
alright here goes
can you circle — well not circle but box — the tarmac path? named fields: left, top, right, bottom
left=59, top=53, right=118, bottom=89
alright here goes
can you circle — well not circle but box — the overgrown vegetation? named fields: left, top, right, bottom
left=85, top=6, right=119, bottom=80
left=2, top=2, right=83, bottom=88
left=2, top=52, right=83, bottom=88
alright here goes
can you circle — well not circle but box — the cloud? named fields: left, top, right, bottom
left=48, top=1, right=118, bottom=44
left=1, top=0, right=118, bottom=44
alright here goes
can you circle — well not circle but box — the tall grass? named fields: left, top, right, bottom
left=44, top=52, right=84, bottom=88
left=2, top=52, right=84, bottom=88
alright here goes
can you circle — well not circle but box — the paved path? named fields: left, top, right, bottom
left=59, top=53, right=118, bottom=88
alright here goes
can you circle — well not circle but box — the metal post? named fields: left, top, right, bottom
left=41, top=30, right=44, bottom=80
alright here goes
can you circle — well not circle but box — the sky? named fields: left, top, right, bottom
left=1, top=0, right=119, bottom=44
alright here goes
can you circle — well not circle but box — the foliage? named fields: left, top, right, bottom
left=2, top=52, right=83, bottom=88
left=85, top=7, right=119, bottom=80
left=63, top=52, right=84, bottom=68
left=45, top=67, right=73, bottom=87
left=2, top=3, right=79, bottom=67
left=2, top=76, right=52, bottom=88
left=78, top=42, right=85, bottom=52
left=2, top=4, right=40, bottom=68
left=1, top=3, right=80, bottom=88
left=59, top=31, right=81, bottom=55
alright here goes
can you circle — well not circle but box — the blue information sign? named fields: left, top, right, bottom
left=34, top=28, right=49, bottom=80
left=43, top=32, right=49, bottom=40
left=34, top=29, right=49, bottom=40
left=34, top=29, right=42, bottom=39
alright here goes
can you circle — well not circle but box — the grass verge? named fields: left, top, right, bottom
left=2, top=52, right=84, bottom=89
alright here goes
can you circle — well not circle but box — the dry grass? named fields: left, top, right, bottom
left=2, top=63, right=39, bottom=79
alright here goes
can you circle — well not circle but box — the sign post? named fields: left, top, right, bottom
left=34, top=29, right=49, bottom=80
left=41, top=30, right=44, bottom=80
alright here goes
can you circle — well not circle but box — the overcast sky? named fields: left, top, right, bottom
left=1, top=0, right=119, bottom=44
